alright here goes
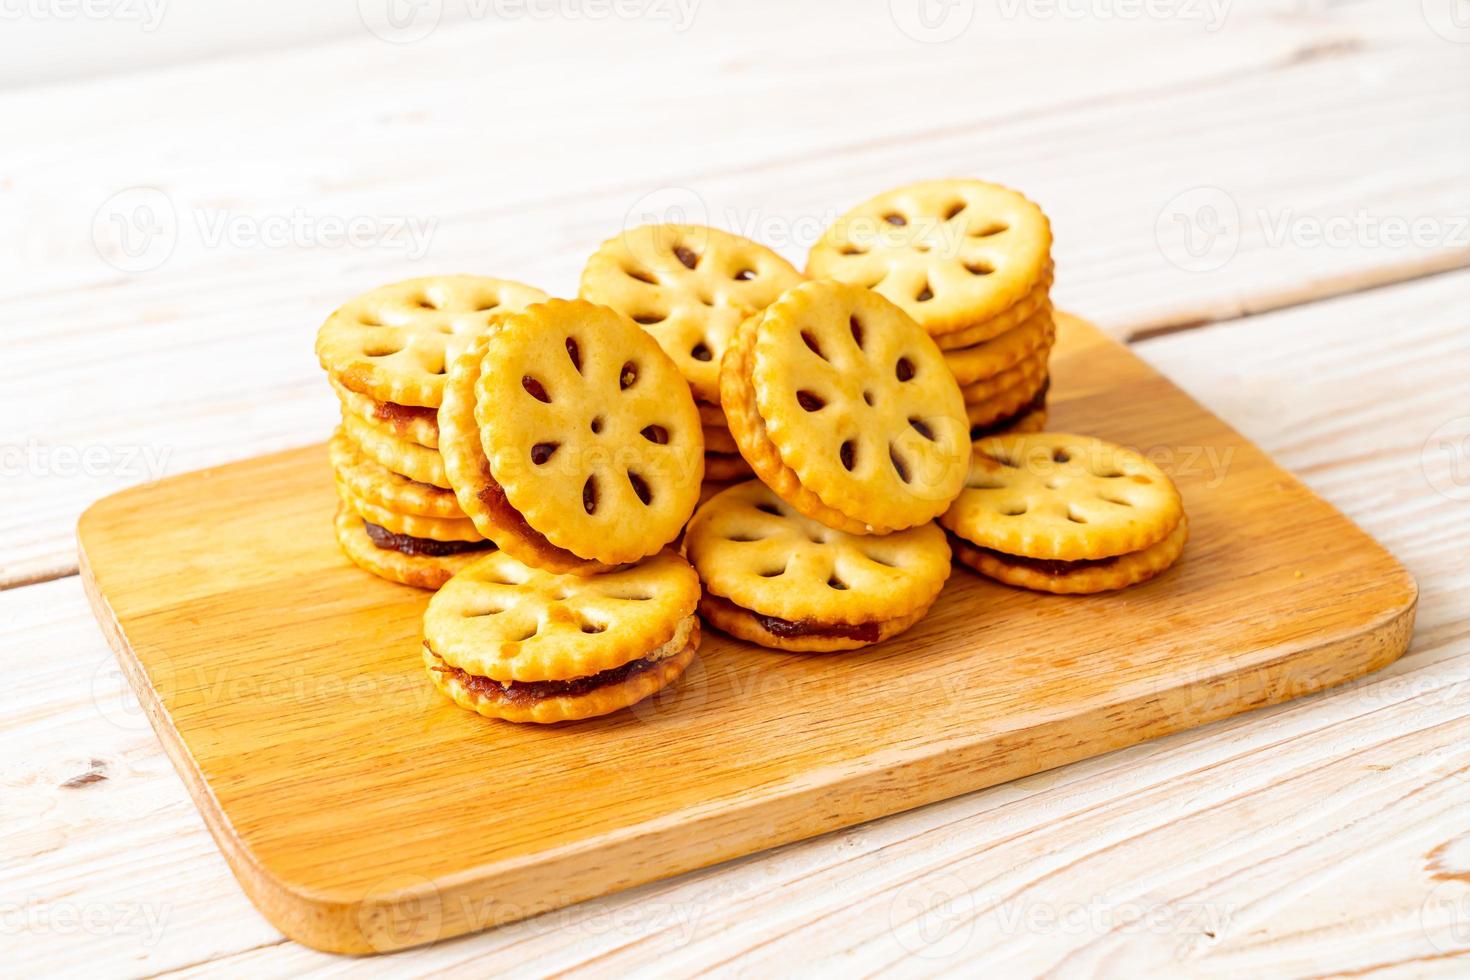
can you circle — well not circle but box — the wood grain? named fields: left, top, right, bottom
left=4, top=0, right=1466, bottom=588
left=73, top=314, right=1415, bottom=954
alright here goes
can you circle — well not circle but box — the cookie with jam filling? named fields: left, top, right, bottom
left=423, top=549, right=701, bottom=723
left=683, top=481, right=951, bottom=652
left=940, top=432, right=1187, bottom=594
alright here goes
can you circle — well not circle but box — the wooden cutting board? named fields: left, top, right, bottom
left=77, top=314, right=1416, bottom=955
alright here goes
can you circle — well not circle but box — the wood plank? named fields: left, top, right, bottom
left=3, top=0, right=1466, bottom=586
left=3, top=271, right=1463, bottom=975
left=73, top=314, right=1414, bottom=954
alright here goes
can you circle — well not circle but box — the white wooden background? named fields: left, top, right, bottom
left=3, top=0, right=1469, bottom=975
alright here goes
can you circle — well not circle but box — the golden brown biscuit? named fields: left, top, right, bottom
left=720, top=281, right=969, bottom=534
left=423, top=549, right=701, bottom=723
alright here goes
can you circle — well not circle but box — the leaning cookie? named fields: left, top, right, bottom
left=684, top=481, right=951, bottom=651
left=440, top=301, right=705, bottom=572
left=423, top=549, right=701, bottom=723
left=719, top=280, right=970, bottom=535
left=939, top=432, right=1186, bottom=594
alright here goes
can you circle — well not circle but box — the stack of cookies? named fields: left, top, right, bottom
left=580, top=224, right=804, bottom=500
left=422, top=298, right=709, bottom=722
left=693, top=278, right=973, bottom=650
left=806, top=179, right=1055, bottom=439
left=315, top=275, right=548, bottom=588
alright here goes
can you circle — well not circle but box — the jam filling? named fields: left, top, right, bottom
left=474, top=469, right=585, bottom=566
left=969, top=378, right=1050, bottom=441
left=705, top=594, right=881, bottom=642
left=363, top=520, right=493, bottom=558
left=374, top=399, right=438, bottom=430
left=948, top=531, right=1119, bottom=577
left=427, top=647, right=670, bottom=705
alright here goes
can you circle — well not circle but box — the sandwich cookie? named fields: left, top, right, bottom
left=423, top=549, right=701, bottom=723
left=684, top=481, right=951, bottom=651
left=719, top=280, right=970, bottom=534
left=940, top=433, right=1187, bottom=593
left=439, top=299, right=704, bottom=573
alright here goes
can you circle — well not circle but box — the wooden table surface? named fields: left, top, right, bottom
left=3, top=1, right=1468, bottom=975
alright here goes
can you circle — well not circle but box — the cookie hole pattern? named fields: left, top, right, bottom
left=429, top=356, right=447, bottom=376
left=626, top=267, right=657, bottom=285
left=691, top=342, right=713, bottom=362
left=916, top=281, right=934, bottom=303
left=633, top=312, right=666, bottom=326
left=1098, top=494, right=1133, bottom=508
left=895, top=357, right=916, bottom=382
left=474, top=300, right=500, bottom=313
left=565, top=337, right=582, bottom=373
left=840, top=440, right=857, bottom=472
left=971, top=222, right=1010, bottom=238
left=627, top=471, right=652, bottom=506
left=802, top=330, right=827, bottom=360
left=620, top=362, right=639, bottom=390
left=840, top=245, right=868, bottom=256
left=863, top=551, right=897, bottom=568
left=590, top=416, right=604, bottom=435
left=1067, top=507, right=1088, bottom=524
left=1053, top=449, right=1071, bottom=463
left=469, top=604, right=505, bottom=617
left=728, top=533, right=764, bottom=543
left=796, top=390, right=827, bottom=412
left=849, top=316, right=865, bottom=349
left=640, top=424, right=668, bottom=445
left=863, top=390, right=876, bottom=407
left=1045, top=479, right=1062, bottom=490
left=910, top=417, right=935, bottom=441
left=734, top=268, right=756, bottom=281
left=967, top=477, right=1006, bottom=490
left=1001, top=504, right=1029, bottom=517
left=364, top=341, right=405, bottom=358
left=674, top=245, right=699, bottom=270
left=1130, top=474, right=1153, bottom=484
left=756, top=502, right=783, bottom=517
left=583, top=476, right=599, bottom=515
left=416, top=296, right=437, bottom=310
left=827, top=576, right=849, bottom=591
left=889, top=445, right=911, bottom=484
left=884, top=213, right=907, bottom=226
left=807, top=528, right=828, bottom=544
left=522, top=375, right=551, bottom=403
left=943, top=201, right=966, bottom=220
left=530, top=442, right=559, bottom=465
left=759, top=565, right=787, bottom=578
left=985, top=451, right=1019, bottom=469
left=964, top=262, right=994, bottom=277
left=581, top=621, right=607, bottom=634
